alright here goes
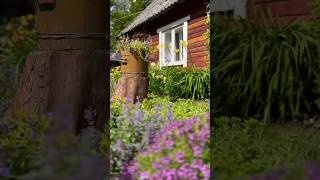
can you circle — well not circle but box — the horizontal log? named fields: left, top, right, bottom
left=188, top=46, right=208, bottom=54
left=189, top=15, right=206, bottom=24
left=188, top=19, right=207, bottom=29
left=188, top=51, right=208, bottom=59
left=188, top=25, right=208, bottom=35
left=188, top=35, right=206, bottom=44
left=188, top=40, right=207, bottom=48
left=189, top=31, right=207, bottom=40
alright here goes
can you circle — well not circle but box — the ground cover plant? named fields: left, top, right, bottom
left=110, top=94, right=210, bottom=178
left=212, top=117, right=320, bottom=180
left=122, top=114, right=210, bottom=179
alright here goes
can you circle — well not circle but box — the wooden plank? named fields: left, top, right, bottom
left=189, top=15, right=206, bottom=24
left=188, top=41, right=207, bottom=49
left=188, top=19, right=206, bottom=29
left=247, top=0, right=312, bottom=18
left=188, top=46, right=207, bottom=54
left=189, top=56, right=208, bottom=64
left=188, top=51, right=208, bottom=58
left=188, top=25, right=208, bottom=35
left=189, top=31, right=207, bottom=40
left=188, top=35, right=206, bottom=44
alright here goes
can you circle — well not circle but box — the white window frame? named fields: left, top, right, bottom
left=211, top=0, right=247, bottom=19
left=157, top=15, right=190, bottom=68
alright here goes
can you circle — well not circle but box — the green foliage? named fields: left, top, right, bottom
left=142, top=94, right=210, bottom=120
left=213, top=20, right=320, bottom=121
left=148, top=65, right=210, bottom=100
left=212, top=117, right=320, bottom=180
left=110, top=67, right=121, bottom=95
left=117, top=36, right=152, bottom=61
left=110, top=95, right=209, bottom=176
left=110, top=0, right=150, bottom=50
left=312, top=0, right=320, bottom=17
left=0, top=15, right=37, bottom=117
left=0, top=113, right=49, bottom=177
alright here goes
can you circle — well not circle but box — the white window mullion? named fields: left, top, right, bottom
left=159, top=32, right=163, bottom=68
left=171, top=29, right=175, bottom=66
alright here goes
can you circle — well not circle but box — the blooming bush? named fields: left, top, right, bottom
left=110, top=97, right=172, bottom=177
left=0, top=109, right=106, bottom=179
left=121, top=113, right=210, bottom=179
left=117, top=35, right=155, bottom=62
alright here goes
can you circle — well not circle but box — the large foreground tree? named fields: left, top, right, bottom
left=7, top=0, right=108, bottom=133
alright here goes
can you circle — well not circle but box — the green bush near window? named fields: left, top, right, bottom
left=213, top=20, right=320, bottom=121
left=148, top=65, right=210, bottom=100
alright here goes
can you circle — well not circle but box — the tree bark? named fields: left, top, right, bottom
left=7, top=0, right=108, bottom=133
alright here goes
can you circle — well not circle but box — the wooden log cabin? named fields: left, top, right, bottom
left=120, top=0, right=315, bottom=69
left=120, top=0, right=209, bottom=68
left=212, top=0, right=315, bottom=24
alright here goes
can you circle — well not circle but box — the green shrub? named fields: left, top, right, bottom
left=0, top=15, right=37, bottom=117
left=213, top=20, right=320, bottom=121
left=110, top=67, right=121, bottom=95
left=212, top=117, right=320, bottom=180
left=142, top=94, right=210, bottom=119
left=148, top=65, right=210, bottom=100
left=0, top=113, right=49, bottom=177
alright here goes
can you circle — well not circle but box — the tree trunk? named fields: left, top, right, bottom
left=113, top=49, right=149, bottom=103
left=7, top=0, right=108, bottom=133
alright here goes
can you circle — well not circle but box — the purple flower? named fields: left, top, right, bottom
left=140, top=171, right=151, bottom=179
left=152, top=162, right=162, bottom=169
left=193, top=145, right=203, bottom=157
left=164, top=139, right=174, bottom=149
left=306, top=161, right=320, bottom=180
left=160, top=156, right=171, bottom=166
left=0, top=167, right=9, bottom=177
left=175, top=151, right=185, bottom=163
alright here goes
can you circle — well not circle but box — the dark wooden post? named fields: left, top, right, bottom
left=7, top=0, right=108, bottom=133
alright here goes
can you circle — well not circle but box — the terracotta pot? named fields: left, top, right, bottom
left=119, top=48, right=149, bottom=73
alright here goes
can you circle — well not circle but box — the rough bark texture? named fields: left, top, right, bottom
left=8, top=50, right=107, bottom=133
left=113, top=49, right=149, bottom=103
left=7, top=0, right=108, bottom=134
left=114, top=73, right=149, bottom=103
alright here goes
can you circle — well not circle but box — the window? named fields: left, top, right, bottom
left=157, top=16, right=189, bottom=67
left=211, top=0, right=247, bottom=19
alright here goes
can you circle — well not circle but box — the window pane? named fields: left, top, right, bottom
left=164, top=31, right=172, bottom=63
left=175, top=26, right=183, bottom=62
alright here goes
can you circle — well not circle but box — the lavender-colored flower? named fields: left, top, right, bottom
left=140, top=171, right=151, bottom=180
left=0, top=167, right=9, bottom=177
left=306, top=161, right=320, bottom=180
left=164, top=139, right=174, bottom=149
left=175, top=151, right=185, bottom=163
left=160, top=156, right=172, bottom=166
left=167, top=102, right=174, bottom=122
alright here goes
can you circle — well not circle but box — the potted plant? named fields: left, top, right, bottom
left=117, top=35, right=153, bottom=74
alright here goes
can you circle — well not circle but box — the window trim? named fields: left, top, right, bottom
left=157, top=15, right=190, bottom=68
